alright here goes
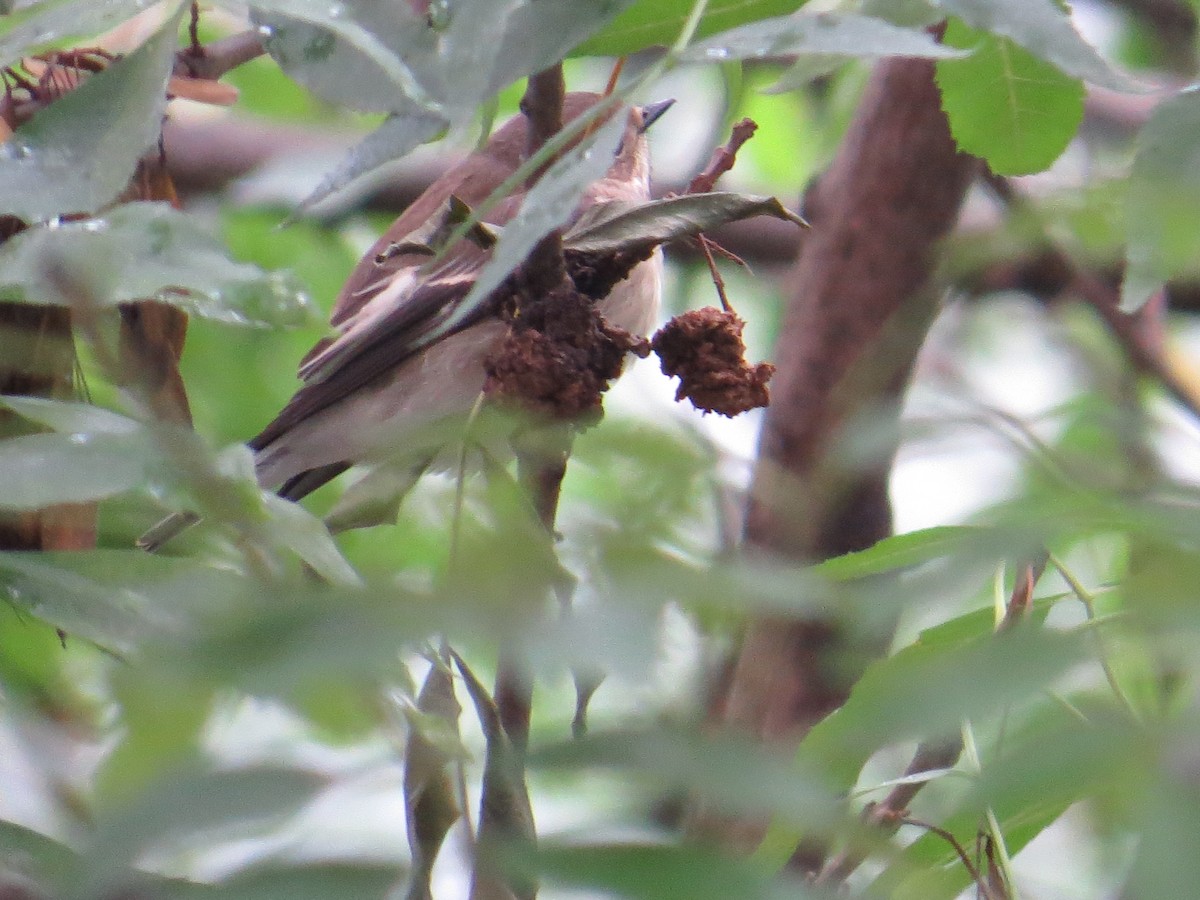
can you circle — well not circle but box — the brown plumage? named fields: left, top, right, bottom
left=139, top=94, right=667, bottom=550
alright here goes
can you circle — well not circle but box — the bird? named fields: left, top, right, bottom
left=139, top=92, right=671, bottom=551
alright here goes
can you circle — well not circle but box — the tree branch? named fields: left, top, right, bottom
left=492, top=65, right=571, bottom=760
left=703, top=48, right=980, bottom=865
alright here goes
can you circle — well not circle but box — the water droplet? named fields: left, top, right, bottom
left=704, top=47, right=730, bottom=61
left=256, top=24, right=275, bottom=40
left=1, top=141, right=31, bottom=161
left=328, top=3, right=344, bottom=18
left=81, top=219, right=107, bottom=233
left=67, top=433, right=89, bottom=445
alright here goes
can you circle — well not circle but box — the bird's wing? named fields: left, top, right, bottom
left=249, top=245, right=490, bottom=452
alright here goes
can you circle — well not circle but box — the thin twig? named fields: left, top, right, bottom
left=187, top=2, right=203, bottom=58
left=814, top=735, right=963, bottom=886
left=698, top=236, right=732, bottom=312
left=173, top=29, right=266, bottom=81
left=688, top=118, right=758, bottom=194
left=681, top=120, right=761, bottom=309
left=901, top=817, right=1000, bottom=899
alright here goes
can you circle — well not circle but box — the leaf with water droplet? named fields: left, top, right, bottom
left=0, top=430, right=161, bottom=508
left=0, top=395, right=140, bottom=435
left=0, top=0, right=165, bottom=68
left=248, top=0, right=437, bottom=114
left=574, top=0, right=806, bottom=56
left=682, top=10, right=964, bottom=68
left=0, top=3, right=186, bottom=220
left=0, top=202, right=317, bottom=328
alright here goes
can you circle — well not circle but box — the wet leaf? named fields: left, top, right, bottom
left=249, top=0, right=434, bottom=113
left=681, top=11, right=963, bottom=67
left=0, top=395, right=140, bottom=435
left=0, top=4, right=185, bottom=219
left=0, top=202, right=316, bottom=328
left=0, top=430, right=161, bottom=508
left=575, top=0, right=805, bottom=56
left=0, top=0, right=164, bottom=67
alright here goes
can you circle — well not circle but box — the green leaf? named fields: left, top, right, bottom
left=254, top=0, right=633, bottom=120
left=574, top=0, right=806, bottom=56
left=207, top=863, right=408, bottom=900
left=813, top=526, right=984, bottom=580
left=0, top=550, right=191, bottom=653
left=0, top=819, right=77, bottom=886
left=325, top=463, right=423, bottom=533
left=563, top=192, right=805, bottom=255
left=0, top=0, right=162, bottom=66
left=871, top=705, right=1137, bottom=898
left=249, top=0, right=434, bottom=113
left=0, top=395, right=140, bottom=434
left=1122, top=89, right=1200, bottom=310
left=757, top=625, right=1089, bottom=868
left=0, top=202, right=317, bottom=327
left=487, top=1, right=641, bottom=92
left=531, top=728, right=844, bottom=835
left=82, top=767, right=324, bottom=894
left=936, top=22, right=1084, bottom=176
left=260, top=493, right=362, bottom=586
left=297, top=111, right=447, bottom=213
left=528, top=842, right=815, bottom=900
left=0, top=4, right=185, bottom=220
left=0, top=430, right=161, bottom=508
left=930, top=0, right=1134, bottom=91
left=680, top=11, right=964, bottom=67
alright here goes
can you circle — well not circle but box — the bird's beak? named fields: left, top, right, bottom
left=639, top=98, right=675, bottom=133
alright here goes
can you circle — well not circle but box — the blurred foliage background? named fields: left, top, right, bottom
left=3, top=1, right=1200, bottom=898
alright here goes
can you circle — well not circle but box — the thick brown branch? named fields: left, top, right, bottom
left=173, top=29, right=266, bottom=81
left=492, top=65, right=570, bottom=761
left=519, top=65, right=569, bottom=291
left=706, top=51, right=980, bottom=862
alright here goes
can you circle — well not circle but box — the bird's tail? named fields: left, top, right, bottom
left=136, top=511, right=201, bottom=553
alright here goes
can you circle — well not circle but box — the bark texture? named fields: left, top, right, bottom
left=709, top=55, right=980, bottom=854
